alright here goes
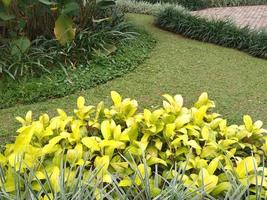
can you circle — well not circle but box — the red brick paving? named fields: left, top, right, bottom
left=192, top=6, right=267, bottom=30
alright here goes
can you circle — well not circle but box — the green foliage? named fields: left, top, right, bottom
left=155, top=7, right=267, bottom=59
left=0, top=0, right=116, bottom=41
left=116, top=0, right=185, bottom=15
left=0, top=91, right=267, bottom=199
left=0, top=27, right=156, bottom=109
left=132, top=0, right=267, bottom=10
left=0, top=0, right=130, bottom=79
left=0, top=17, right=135, bottom=79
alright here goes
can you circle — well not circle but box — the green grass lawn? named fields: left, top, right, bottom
left=0, top=14, right=266, bottom=138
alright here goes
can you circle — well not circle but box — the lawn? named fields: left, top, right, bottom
left=0, top=13, right=266, bottom=138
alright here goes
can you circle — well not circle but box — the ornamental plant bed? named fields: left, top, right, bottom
left=0, top=91, right=266, bottom=199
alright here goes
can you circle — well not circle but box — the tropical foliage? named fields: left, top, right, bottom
left=0, top=0, right=116, bottom=44
left=0, top=0, right=132, bottom=79
left=0, top=91, right=266, bottom=199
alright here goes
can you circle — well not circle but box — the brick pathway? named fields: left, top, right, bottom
left=192, top=6, right=267, bottom=30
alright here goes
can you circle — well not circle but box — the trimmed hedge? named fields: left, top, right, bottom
left=155, top=7, right=267, bottom=59
left=116, top=0, right=186, bottom=15
left=135, top=0, right=267, bottom=10
left=0, top=27, right=156, bottom=109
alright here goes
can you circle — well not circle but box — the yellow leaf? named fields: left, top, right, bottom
left=101, top=120, right=111, bottom=140
left=14, top=126, right=34, bottom=154
left=81, top=137, right=100, bottom=152
left=249, top=175, right=267, bottom=187
left=42, top=136, right=65, bottom=154
left=54, top=15, right=76, bottom=46
left=201, top=126, right=209, bottom=141
left=77, top=96, right=85, bottom=109
left=154, top=138, right=163, bottom=150
left=147, top=157, right=167, bottom=166
left=254, top=120, right=263, bottom=129
left=50, top=166, right=60, bottom=192
left=207, top=158, right=219, bottom=175
left=100, top=140, right=125, bottom=149
left=174, top=94, right=183, bottom=110
left=16, top=116, right=26, bottom=125
left=111, top=91, right=122, bottom=107
left=164, top=123, right=175, bottom=139
left=0, top=153, right=7, bottom=165
left=175, top=114, right=191, bottom=128
left=144, top=109, right=151, bottom=122
left=94, top=155, right=110, bottom=171
left=243, top=115, right=253, bottom=131
left=193, top=106, right=208, bottom=125
left=119, top=177, right=132, bottom=187
left=163, top=94, right=174, bottom=105
left=134, top=164, right=151, bottom=186
left=4, top=167, right=15, bottom=192
left=199, top=168, right=218, bottom=194
left=113, top=125, right=121, bottom=140
left=187, top=140, right=201, bottom=149
left=200, top=146, right=217, bottom=158
left=25, top=111, right=32, bottom=123
left=103, top=174, right=112, bottom=183
left=212, top=182, right=231, bottom=196
left=236, top=157, right=257, bottom=178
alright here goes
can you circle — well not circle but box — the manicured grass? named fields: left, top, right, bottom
left=0, top=14, right=266, bottom=138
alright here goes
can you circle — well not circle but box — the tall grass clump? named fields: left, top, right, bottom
left=155, top=7, right=267, bottom=59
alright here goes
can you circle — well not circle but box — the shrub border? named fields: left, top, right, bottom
left=0, top=27, right=156, bottom=109
left=155, top=7, right=267, bottom=59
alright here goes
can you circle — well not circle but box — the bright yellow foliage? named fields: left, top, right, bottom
left=0, top=91, right=266, bottom=198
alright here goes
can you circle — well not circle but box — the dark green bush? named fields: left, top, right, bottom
left=155, top=7, right=267, bottom=59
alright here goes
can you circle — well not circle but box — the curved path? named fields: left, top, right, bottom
left=0, top=14, right=267, bottom=136
left=192, top=6, right=267, bottom=30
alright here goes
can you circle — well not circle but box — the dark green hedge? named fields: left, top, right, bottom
left=155, top=7, right=267, bottom=59
left=136, top=0, right=267, bottom=10
left=0, top=28, right=156, bottom=109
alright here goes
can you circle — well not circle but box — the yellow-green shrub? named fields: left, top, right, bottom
left=0, top=91, right=266, bottom=198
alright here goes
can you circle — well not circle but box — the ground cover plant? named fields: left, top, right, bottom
left=0, top=91, right=266, bottom=199
left=0, top=26, right=155, bottom=109
left=155, top=6, right=267, bottom=59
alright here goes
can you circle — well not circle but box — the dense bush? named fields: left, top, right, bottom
left=0, top=91, right=266, bottom=199
left=0, top=0, right=116, bottom=42
left=0, top=0, right=132, bottom=79
left=0, top=27, right=155, bottom=109
left=155, top=7, right=267, bottom=59
left=116, top=0, right=185, bottom=15
left=133, top=0, right=267, bottom=10
left=0, top=18, right=136, bottom=79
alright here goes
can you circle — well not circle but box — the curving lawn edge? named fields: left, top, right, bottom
left=155, top=7, right=267, bottom=59
left=0, top=14, right=266, bottom=140
left=0, top=27, right=156, bottom=110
